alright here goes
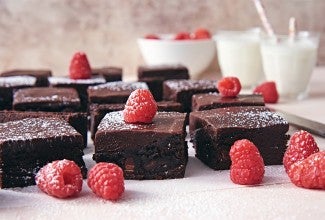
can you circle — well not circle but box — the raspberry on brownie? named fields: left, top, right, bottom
left=93, top=111, right=188, bottom=180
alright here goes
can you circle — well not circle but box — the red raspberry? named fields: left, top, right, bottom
left=174, top=32, right=191, bottom=40
left=253, top=81, right=279, bottom=103
left=283, top=130, right=319, bottom=173
left=35, top=159, right=83, bottom=198
left=144, top=34, right=160, bottom=40
left=87, top=163, right=125, bottom=200
left=192, top=28, right=211, bottom=39
left=217, top=76, right=242, bottom=97
left=229, top=139, right=265, bottom=185
left=288, top=151, right=325, bottom=189
left=69, top=51, right=92, bottom=80
left=123, top=89, right=157, bottom=124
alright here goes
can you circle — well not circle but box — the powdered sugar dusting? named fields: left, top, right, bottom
left=49, top=76, right=106, bottom=85
left=196, top=106, right=288, bottom=129
left=97, top=111, right=185, bottom=132
left=0, top=118, right=80, bottom=142
left=88, top=81, right=148, bottom=92
left=13, top=88, right=80, bottom=105
left=0, top=76, right=36, bottom=87
left=164, top=79, right=217, bottom=92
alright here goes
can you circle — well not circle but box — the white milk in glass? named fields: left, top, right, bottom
left=261, top=32, right=319, bottom=100
left=214, top=30, right=263, bottom=88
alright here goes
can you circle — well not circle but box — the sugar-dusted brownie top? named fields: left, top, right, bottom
left=0, top=76, right=36, bottom=88
left=13, top=87, right=81, bottom=111
left=88, top=81, right=148, bottom=103
left=49, top=76, right=106, bottom=85
left=164, top=79, right=217, bottom=94
left=192, top=93, right=265, bottom=111
left=138, top=64, right=189, bottom=80
left=190, top=106, right=289, bottom=133
left=0, top=118, right=81, bottom=143
left=97, top=111, right=186, bottom=134
left=13, top=87, right=80, bottom=105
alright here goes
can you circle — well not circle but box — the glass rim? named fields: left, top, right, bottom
left=262, top=31, right=319, bottom=40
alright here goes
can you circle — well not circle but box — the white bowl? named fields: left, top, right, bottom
left=137, top=35, right=216, bottom=78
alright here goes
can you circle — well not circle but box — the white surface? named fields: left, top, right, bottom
left=137, top=37, right=216, bottom=78
left=1, top=68, right=325, bottom=219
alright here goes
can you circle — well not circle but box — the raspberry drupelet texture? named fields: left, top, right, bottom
left=229, top=139, right=265, bottom=185
left=217, top=76, right=242, bottom=97
left=87, top=163, right=125, bottom=200
left=123, top=89, right=157, bottom=124
left=287, top=151, right=325, bottom=189
left=283, top=130, right=319, bottom=173
left=35, top=159, right=83, bottom=198
left=69, top=51, right=92, bottom=80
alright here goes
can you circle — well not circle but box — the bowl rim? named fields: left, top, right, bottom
left=137, top=37, right=214, bottom=45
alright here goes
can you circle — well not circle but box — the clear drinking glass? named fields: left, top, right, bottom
left=214, top=29, right=264, bottom=88
left=260, top=32, right=319, bottom=100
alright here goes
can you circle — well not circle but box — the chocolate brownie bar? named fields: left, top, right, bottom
left=13, top=87, right=81, bottom=112
left=0, top=110, right=88, bottom=148
left=189, top=106, right=289, bottom=170
left=163, top=79, right=218, bottom=112
left=1, top=69, right=52, bottom=87
left=92, top=66, right=122, bottom=82
left=192, top=93, right=265, bottom=111
left=94, top=111, right=188, bottom=180
left=87, top=81, right=148, bottom=104
left=49, top=76, right=106, bottom=111
left=0, top=76, right=37, bottom=110
left=138, top=65, right=190, bottom=101
left=89, top=101, right=183, bottom=140
left=0, top=118, right=86, bottom=188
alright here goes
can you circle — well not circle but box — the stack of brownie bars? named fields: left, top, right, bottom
left=0, top=65, right=289, bottom=188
